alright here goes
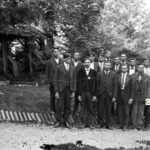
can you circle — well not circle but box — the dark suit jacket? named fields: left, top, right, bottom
left=71, top=61, right=84, bottom=92
left=71, top=60, right=83, bottom=71
left=45, top=57, right=62, bottom=86
left=54, top=63, right=76, bottom=92
left=78, top=67, right=97, bottom=96
left=114, top=73, right=134, bottom=104
left=132, top=73, right=150, bottom=103
left=91, top=62, right=100, bottom=73
left=97, top=70, right=115, bottom=98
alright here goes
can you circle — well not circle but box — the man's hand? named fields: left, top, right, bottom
left=92, top=96, right=97, bottom=102
left=55, top=92, right=60, bottom=99
left=112, top=98, right=116, bottom=103
left=128, top=99, right=134, bottom=104
left=71, top=92, right=75, bottom=98
left=78, top=96, right=82, bottom=102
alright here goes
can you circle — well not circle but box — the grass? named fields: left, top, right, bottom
left=0, top=85, right=50, bottom=113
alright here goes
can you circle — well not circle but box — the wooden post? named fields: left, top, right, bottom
left=2, top=40, right=8, bottom=75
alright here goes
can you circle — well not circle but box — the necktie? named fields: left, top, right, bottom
left=121, top=74, right=125, bottom=89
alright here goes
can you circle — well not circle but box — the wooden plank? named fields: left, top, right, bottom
left=35, top=113, right=42, bottom=123
left=26, top=112, right=32, bottom=121
left=14, top=111, right=19, bottom=121
left=39, top=113, right=46, bottom=123
left=1, top=110, right=6, bottom=120
left=5, top=110, right=10, bottom=121
left=9, top=111, right=15, bottom=121
left=18, top=112, right=24, bottom=122
left=22, top=112, right=28, bottom=121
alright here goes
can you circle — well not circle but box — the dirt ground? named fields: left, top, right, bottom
left=0, top=122, right=150, bottom=150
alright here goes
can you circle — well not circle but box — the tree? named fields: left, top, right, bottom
left=53, top=0, right=104, bottom=54
left=97, top=0, right=150, bottom=56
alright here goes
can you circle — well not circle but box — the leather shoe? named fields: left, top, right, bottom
left=54, top=122, right=61, bottom=128
left=63, top=122, right=71, bottom=129
left=106, top=125, right=114, bottom=130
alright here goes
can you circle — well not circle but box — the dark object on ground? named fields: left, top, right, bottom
left=40, top=142, right=101, bottom=150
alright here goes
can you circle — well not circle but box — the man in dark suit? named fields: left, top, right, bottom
left=71, top=52, right=83, bottom=115
left=120, top=53, right=129, bottom=66
left=143, top=58, right=150, bottom=76
left=89, top=52, right=100, bottom=73
left=112, top=56, right=121, bottom=74
left=54, top=53, right=76, bottom=128
left=45, top=48, right=62, bottom=114
left=97, top=61, right=116, bottom=129
left=131, top=64, right=150, bottom=130
left=89, top=52, right=100, bottom=115
left=128, top=58, right=137, bottom=75
left=114, top=64, right=134, bottom=130
left=78, top=57, right=97, bottom=128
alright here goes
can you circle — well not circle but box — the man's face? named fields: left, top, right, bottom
left=138, top=65, right=144, bottom=73
left=130, top=59, right=136, bottom=66
left=114, top=57, right=120, bottom=64
left=104, top=62, right=111, bottom=71
left=84, top=59, right=91, bottom=68
left=144, top=60, right=150, bottom=67
left=120, top=54, right=127, bottom=62
left=64, top=57, right=71, bottom=64
left=89, top=55, right=95, bottom=62
left=73, top=53, right=80, bottom=61
left=106, top=51, right=112, bottom=58
left=53, top=49, right=59, bottom=58
left=121, top=65, right=128, bottom=74
left=99, top=56, right=104, bottom=62
left=58, top=53, right=64, bottom=60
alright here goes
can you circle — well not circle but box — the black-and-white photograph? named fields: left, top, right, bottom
left=0, top=0, right=150, bottom=150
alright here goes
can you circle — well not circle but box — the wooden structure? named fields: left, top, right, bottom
left=0, top=24, right=50, bottom=80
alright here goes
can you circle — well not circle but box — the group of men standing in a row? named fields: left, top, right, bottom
left=46, top=48, right=150, bottom=130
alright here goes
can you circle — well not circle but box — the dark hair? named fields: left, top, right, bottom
left=104, top=60, right=111, bottom=64
left=63, top=53, right=71, bottom=59
left=89, top=51, right=95, bottom=57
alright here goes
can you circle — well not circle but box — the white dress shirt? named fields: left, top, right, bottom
left=64, top=62, right=69, bottom=71
left=99, top=62, right=104, bottom=71
left=85, top=68, right=90, bottom=76
left=90, top=62, right=94, bottom=70
left=73, top=61, right=78, bottom=67
left=105, top=70, right=110, bottom=75
left=114, top=65, right=120, bottom=72
left=129, top=66, right=135, bottom=75
left=144, top=67, right=150, bottom=76
left=121, top=73, right=127, bottom=89
left=54, top=58, right=59, bottom=64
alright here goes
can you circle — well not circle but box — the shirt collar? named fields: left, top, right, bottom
left=85, top=67, right=90, bottom=71
left=121, top=72, right=127, bottom=76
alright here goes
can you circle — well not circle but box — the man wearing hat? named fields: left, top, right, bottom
left=54, top=53, right=76, bottom=128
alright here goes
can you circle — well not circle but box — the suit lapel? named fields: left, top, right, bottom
left=62, top=63, right=68, bottom=76
left=124, top=74, right=129, bottom=88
